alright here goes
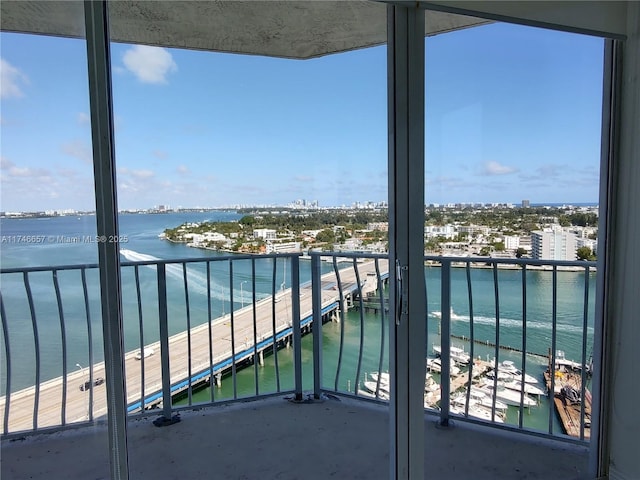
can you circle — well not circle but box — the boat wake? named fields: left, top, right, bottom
left=429, top=310, right=593, bottom=335
left=119, top=249, right=269, bottom=301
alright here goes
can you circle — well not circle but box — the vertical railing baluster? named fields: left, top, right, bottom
left=519, top=264, right=528, bottom=428
left=440, top=259, right=451, bottom=426
left=252, top=258, right=259, bottom=396
left=52, top=270, right=68, bottom=426
left=333, top=256, right=346, bottom=392
left=229, top=260, right=237, bottom=399
left=1, top=292, right=12, bottom=434
left=580, top=265, right=590, bottom=440
left=424, top=257, right=429, bottom=397
left=134, top=265, right=145, bottom=413
left=374, top=259, right=386, bottom=397
left=311, top=254, right=323, bottom=398
left=271, top=257, right=280, bottom=392
left=291, top=255, right=302, bottom=401
left=157, top=263, right=173, bottom=422
left=81, top=268, right=94, bottom=421
left=182, top=263, right=192, bottom=406
left=206, top=262, right=215, bottom=403
left=464, top=262, right=474, bottom=418
left=23, top=272, right=40, bottom=430
left=549, top=266, right=558, bottom=435
left=353, top=259, right=365, bottom=395
left=491, top=263, right=500, bottom=422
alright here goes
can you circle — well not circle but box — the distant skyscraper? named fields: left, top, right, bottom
left=522, top=200, right=530, bottom=208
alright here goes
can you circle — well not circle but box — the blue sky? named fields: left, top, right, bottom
left=1, top=22, right=603, bottom=212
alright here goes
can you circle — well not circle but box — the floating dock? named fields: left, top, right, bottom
left=544, top=369, right=591, bottom=440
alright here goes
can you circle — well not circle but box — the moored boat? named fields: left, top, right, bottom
left=487, top=360, right=539, bottom=384
left=427, top=357, right=461, bottom=376
left=478, top=378, right=538, bottom=407
left=432, top=344, right=471, bottom=365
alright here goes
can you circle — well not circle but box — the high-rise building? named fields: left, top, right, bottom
left=522, top=199, right=530, bottom=208
left=531, top=229, right=578, bottom=260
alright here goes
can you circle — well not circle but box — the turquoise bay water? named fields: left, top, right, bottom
left=1, top=214, right=595, bottom=435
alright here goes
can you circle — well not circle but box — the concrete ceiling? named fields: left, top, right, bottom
left=0, top=1, right=489, bottom=59
left=0, top=1, right=628, bottom=59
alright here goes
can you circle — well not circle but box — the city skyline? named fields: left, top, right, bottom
left=1, top=22, right=603, bottom=212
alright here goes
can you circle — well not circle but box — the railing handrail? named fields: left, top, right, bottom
left=0, top=252, right=303, bottom=274
left=2, top=251, right=594, bottom=444
left=424, top=255, right=596, bottom=268
left=1, top=252, right=596, bottom=275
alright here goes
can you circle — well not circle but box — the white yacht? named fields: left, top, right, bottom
left=432, top=344, right=471, bottom=364
left=450, top=403, right=505, bottom=423
left=369, top=371, right=390, bottom=386
left=554, top=350, right=589, bottom=372
left=458, top=388, right=509, bottom=413
left=502, top=377, right=546, bottom=396
left=363, top=380, right=390, bottom=400
left=487, top=360, right=539, bottom=384
left=478, top=378, right=538, bottom=407
left=426, top=357, right=461, bottom=376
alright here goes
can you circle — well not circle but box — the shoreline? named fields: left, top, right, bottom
left=161, top=238, right=596, bottom=272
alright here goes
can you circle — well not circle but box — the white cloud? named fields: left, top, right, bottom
left=131, top=169, right=155, bottom=179
left=0, top=58, right=29, bottom=99
left=77, top=112, right=90, bottom=125
left=122, top=46, right=177, bottom=84
left=176, top=165, right=190, bottom=175
left=0, top=157, right=12, bottom=170
left=1, top=157, right=50, bottom=178
left=519, top=164, right=568, bottom=183
left=119, top=167, right=154, bottom=179
left=61, top=140, right=93, bottom=164
left=293, top=175, right=313, bottom=182
left=480, top=161, right=518, bottom=176
left=153, top=150, right=168, bottom=160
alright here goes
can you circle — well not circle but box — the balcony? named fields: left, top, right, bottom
left=1, top=252, right=593, bottom=478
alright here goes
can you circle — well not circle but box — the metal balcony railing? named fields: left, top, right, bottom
left=1, top=253, right=595, bottom=444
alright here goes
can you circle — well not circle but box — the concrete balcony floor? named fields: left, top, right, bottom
left=1, top=395, right=588, bottom=480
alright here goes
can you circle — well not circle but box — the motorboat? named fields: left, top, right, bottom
left=450, top=403, right=505, bottom=423
left=478, top=378, right=537, bottom=407
left=457, top=388, right=509, bottom=413
left=427, top=357, right=460, bottom=376
left=486, top=360, right=539, bottom=384
left=554, top=350, right=590, bottom=373
left=369, top=371, right=390, bottom=386
left=425, top=373, right=439, bottom=393
left=432, top=344, right=471, bottom=364
left=431, top=308, right=465, bottom=321
left=502, top=377, right=546, bottom=396
left=363, top=380, right=390, bottom=399
left=358, top=388, right=389, bottom=401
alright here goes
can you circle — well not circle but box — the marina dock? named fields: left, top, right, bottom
left=545, top=369, right=591, bottom=439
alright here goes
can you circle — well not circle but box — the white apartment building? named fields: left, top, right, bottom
left=424, top=224, right=455, bottom=239
left=183, top=231, right=229, bottom=247
left=531, top=229, right=578, bottom=261
left=502, top=235, right=520, bottom=250
left=577, top=237, right=598, bottom=253
left=457, top=224, right=491, bottom=236
left=302, top=229, right=324, bottom=238
left=367, top=222, right=389, bottom=232
left=253, top=228, right=277, bottom=241
left=265, top=241, right=301, bottom=254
